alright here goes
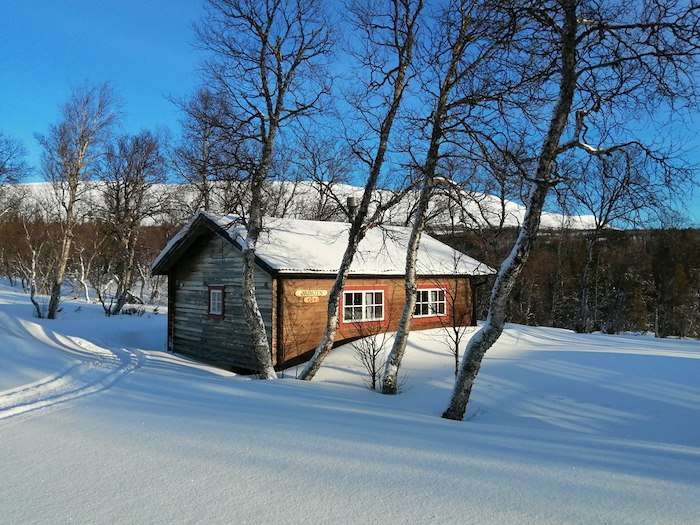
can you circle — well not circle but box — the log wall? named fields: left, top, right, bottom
left=170, top=232, right=273, bottom=371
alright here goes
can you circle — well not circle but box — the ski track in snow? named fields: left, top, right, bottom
left=0, top=336, right=144, bottom=421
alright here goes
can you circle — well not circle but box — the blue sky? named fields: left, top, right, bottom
left=1, top=1, right=202, bottom=168
left=1, top=1, right=699, bottom=225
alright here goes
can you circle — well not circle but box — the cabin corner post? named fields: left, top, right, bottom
left=272, top=276, right=283, bottom=368
left=167, top=272, right=176, bottom=352
left=470, top=277, right=477, bottom=327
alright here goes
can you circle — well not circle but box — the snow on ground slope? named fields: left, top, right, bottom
left=1, top=283, right=699, bottom=524
left=0, top=287, right=144, bottom=419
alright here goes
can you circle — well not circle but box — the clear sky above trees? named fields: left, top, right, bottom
left=0, top=1, right=200, bottom=169
left=1, top=0, right=698, bottom=224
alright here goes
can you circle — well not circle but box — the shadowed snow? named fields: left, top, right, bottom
left=1, top=283, right=698, bottom=524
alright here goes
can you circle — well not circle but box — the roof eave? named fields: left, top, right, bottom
left=151, top=211, right=278, bottom=277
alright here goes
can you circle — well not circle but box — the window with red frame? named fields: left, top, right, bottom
left=343, top=290, right=384, bottom=323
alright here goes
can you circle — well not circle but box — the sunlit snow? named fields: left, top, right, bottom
left=1, top=283, right=698, bottom=524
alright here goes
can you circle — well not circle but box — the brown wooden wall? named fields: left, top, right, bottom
left=169, top=232, right=273, bottom=371
left=276, top=275, right=474, bottom=366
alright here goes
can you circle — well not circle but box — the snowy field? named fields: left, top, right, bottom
left=1, top=283, right=699, bottom=524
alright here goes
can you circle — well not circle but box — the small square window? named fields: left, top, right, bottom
left=414, top=287, right=447, bottom=318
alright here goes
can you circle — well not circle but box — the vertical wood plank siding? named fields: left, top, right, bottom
left=170, top=232, right=273, bottom=371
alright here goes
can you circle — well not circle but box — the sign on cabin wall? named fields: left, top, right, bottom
left=294, top=289, right=328, bottom=298
left=302, top=296, right=320, bottom=303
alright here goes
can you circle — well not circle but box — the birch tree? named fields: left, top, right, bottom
left=0, top=133, right=29, bottom=221
left=443, top=0, right=700, bottom=420
left=0, top=132, right=27, bottom=185
left=299, top=0, right=424, bottom=381
left=381, top=0, right=520, bottom=394
left=36, top=83, right=120, bottom=319
left=171, top=88, right=229, bottom=213
left=100, top=131, right=168, bottom=315
left=289, top=134, right=355, bottom=221
left=196, top=0, right=334, bottom=378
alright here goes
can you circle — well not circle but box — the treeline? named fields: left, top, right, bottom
left=0, top=214, right=178, bottom=316
left=444, top=227, right=700, bottom=339
left=1, top=0, right=699, bottom=419
left=2, top=200, right=697, bottom=341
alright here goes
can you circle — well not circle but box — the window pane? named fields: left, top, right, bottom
left=344, top=292, right=354, bottom=306
left=210, top=289, right=222, bottom=315
left=374, top=306, right=383, bottom=319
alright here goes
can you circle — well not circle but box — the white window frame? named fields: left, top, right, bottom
left=414, top=288, right=447, bottom=318
left=342, top=289, right=385, bottom=323
left=209, top=287, right=224, bottom=316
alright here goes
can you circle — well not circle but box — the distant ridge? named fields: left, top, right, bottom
left=8, top=181, right=597, bottom=230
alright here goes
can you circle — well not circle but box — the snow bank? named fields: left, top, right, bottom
left=1, top=283, right=698, bottom=524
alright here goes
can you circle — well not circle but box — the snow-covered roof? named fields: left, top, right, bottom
left=152, top=211, right=495, bottom=277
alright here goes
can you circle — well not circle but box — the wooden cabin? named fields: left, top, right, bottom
left=151, top=211, right=494, bottom=373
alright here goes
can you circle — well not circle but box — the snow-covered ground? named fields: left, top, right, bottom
left=1, top=283, right=698, bottom=524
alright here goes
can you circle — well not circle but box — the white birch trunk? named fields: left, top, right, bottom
left=79, top=253, right=91, bottom=304
left=241, top=237, right=277, bottom=379
left=442, top=0, right=578, bottom=420
left=381, top=181, right=430, bottom=393
left=298, top=0, right=420, bottom=380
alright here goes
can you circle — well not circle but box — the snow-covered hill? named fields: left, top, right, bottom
left=1, top=283, right=698, bottom=524
left=8, top=181, right=597, bottom=229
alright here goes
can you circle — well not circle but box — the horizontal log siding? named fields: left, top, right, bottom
left=278, top=275, right=473, bottom=365
left=170, top=233, right=273, bottom=371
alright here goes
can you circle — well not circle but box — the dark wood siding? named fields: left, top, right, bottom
left=169, top=232, right=273, bottom=371
left=277, top=275, right=474, bottom=365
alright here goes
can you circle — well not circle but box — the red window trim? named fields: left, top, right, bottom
left=208, top=285, right=225, bottom=319
left=339, top=284, right=389, bottom=329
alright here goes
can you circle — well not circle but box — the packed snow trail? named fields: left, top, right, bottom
left=0, top=332, right=144, bottom=421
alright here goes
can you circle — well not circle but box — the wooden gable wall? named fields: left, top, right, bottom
left=169, top=231, right=274, bottom=372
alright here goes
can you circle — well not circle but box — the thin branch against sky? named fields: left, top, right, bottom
left=0, top=1, right=698, bottom=223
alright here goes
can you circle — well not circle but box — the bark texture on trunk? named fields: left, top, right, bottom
left=381, top=176, right=432, bottom=394
left=242, top=241, right=277, bottom=379
left=297, top=226, right=364, bottom=380
left=298, top=1, right=421, bottom=381
left=442, top=0, right=579, bottom=420
left=240, top=153, right=278, bottom=379
left=47, top=220, right=74, bottom=319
